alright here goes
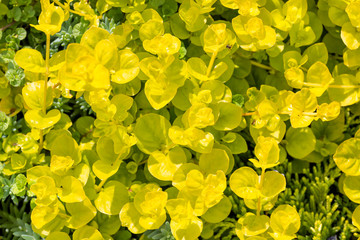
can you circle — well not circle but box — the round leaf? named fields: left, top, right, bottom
left=201, top=196, right=232, bottom=223
left=334, top=138, right=360, bottom=176
left=230, top=167, right=259, bottom=199
left=14, top=48, right=45, bottom=73
left=286, top=127, right=316, bottom=159
left=270, top=205, right=300, bottom=237
left=134, top=113, right=172, bottom=154
left=199, top=148, right=229, bottom=175
left=148, top=146, right=187, bottom=181
left=25, top=109, right=61, bottom=130
left=95, top=181, right=129, bottom=215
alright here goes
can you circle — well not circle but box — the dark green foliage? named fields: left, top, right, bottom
left=0, top=197, right=41, bottom=240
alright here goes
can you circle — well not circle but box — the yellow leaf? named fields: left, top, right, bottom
left=46, top=232, right=71, bottom=240
left=66, top=197, right=97, bottom=229
left=57, top=176, right=86, bottom=203
left=95, top=181, right=129, bottom=215
left=112, top=50, right=140, bottom=84
left=22, top=81, right=53, bottom=110
left=50, top=155, right=74, bottom=176
left=148, top=146, right=187, bottom=181
left=143, top=34, right=181, bottom=56
left=73, top=225, right=104, bottom=240
left=120, top=202, right=147, bottom=234
left=15, top=49, right=45, bottom=73
left=25, top=109, right=61, bottom=129
left=32, top=3, right=65, bottom=35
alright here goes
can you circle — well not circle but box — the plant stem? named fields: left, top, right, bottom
left=300, top=66, right=308, bottom=72
left=250, top=60, right=274, bottom=71
left=257, top=168, right=266, bottom=216
left=280, top=111, right=317, bottom=116
left=242, top=112, right=256, bottom=117
left=43, top=34, right=50, bottom=114
left=302, top=82, right=360, bottom=89
left=8, top=109, right=21, bottom=117
left=38, top=34, right=50, bottom=153
left=95, top=178, right=108, bottom=192
left=52, top=82, right=61, bottom=89
left=95, top=154, right=122, bottom=192
left=206, top=51, right=218, bottom=77
left=243, top=110, right=317, bottom=117
left=0, top=21, right=16, bottom=31
left=53, top=0, right=89, bottom=18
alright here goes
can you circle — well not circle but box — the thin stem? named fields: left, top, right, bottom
left=8, top=109, right=21, bottom=117
left=280, top=111, right=317, bottom=116
left=1, top=21, right=16, bottom=31
left=43, top=34, right=50, bottom=114
left=53, top=0, right=90, bottom=17
left=95, top=154, right=122, bottom=192
left=250, top=60, right=274, bottom=71
left=52, top=82, right=61, bottom=89
left=329, top=54, right=343, bottom=60
left=256, top=168, right=265, bottom=216
left=95, top=178, right=108, bottom=192
left=138, top=159, right=147, bottom=165
left=52, top=0, right=66, bottom=8
left=243, top=110, right=318, bottom=117
left=242, top=112, right=257, bottom=117
left=300, top=66, right=308, bottom=72
left=38, top=34, right=50, bottom=153
left=206, top=51, right=218, bottom=77
left=329, top=84, right=360, bottom=89
left=302, top=82, right=360, bottom=89
left=39, top=131, right=44, bottom=152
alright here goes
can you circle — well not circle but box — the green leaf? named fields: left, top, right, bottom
left=14, top=49, right=45, bottom=73
left=343, top=175, right=360, bottom=204
left=22, top=81, right=53, bottom=110
left=73, top=225, right=104, bottom=240
left=148, top=146, right=187, bottom=181
left=201, top=196, right=232, bottom=223
left=199, top=148, right=229, bottom=175
left=95, top=181, right=129, bottom=215
left=302, top=43, right=328, bottom=68
left=352, top=205, right=360, bottom=230
left=261, top=171, right=286, bottom=198
left=230, top=167, right=259, bottom=199
left=24, top=109, right=61, bottom=130
left=221, top=132, right=248, bottom=154
left=250, top=136, right=280, bottom=170
left=334, top=138, right=360, bottom=176
left=213, top=102, right=242, bottom=131
left=46, top=232, right=71, bottom=240
left=112, top=50, right=140, bottom=84
left=66, top=198, right=97, bottom=229
left=0, top=111, right=10, bottom=132
left=236, top=213, right=270, bottom=237
left=290, top=89, right=317, bottom=128
left=170, top=13, right=190, bottom=39
left=50, top=133, right=81, bottom=164
left=16, top=28, right=27, bottom=40
left=344, top=48, right=360, bottom=68
left=341, top=22, right=360, bottom=50
left=305, top=61, right=333, bottom=97
left=11, top=153, right=27, bottom=170
left=120, top=202, right=147, bottom=234
left=269, top=205, right=300, bottom=238
left=286, top=127, right=316, bottom=159
left=57, top=176, right=86, bottom=203
left=134, top=113, right=172, bottom=154
left=328, top=74, right=360, bottom=106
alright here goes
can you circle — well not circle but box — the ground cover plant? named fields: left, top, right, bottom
left=1, top=0, right=360, bottom=239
